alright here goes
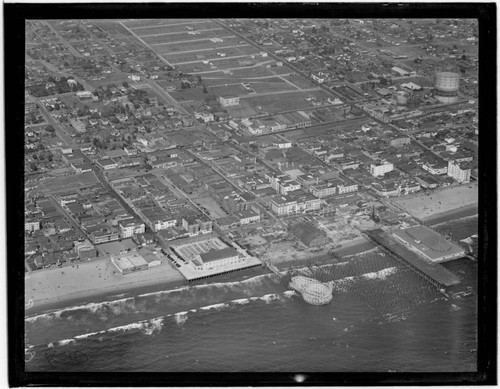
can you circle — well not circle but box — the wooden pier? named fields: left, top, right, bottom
left=365, top=229, right=461, bottom=288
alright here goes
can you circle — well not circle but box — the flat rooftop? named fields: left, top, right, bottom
left=366, top=229, right=460, bottom=287
left=393, top=225, right=466, bottom=262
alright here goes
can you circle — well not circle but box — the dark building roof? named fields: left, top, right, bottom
left=289, top=222, right=329, bottom=247
left=200, top=247, right=239, bottom=263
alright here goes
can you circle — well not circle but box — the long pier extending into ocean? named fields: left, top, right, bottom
left=364, top=229, right=461, bottom=289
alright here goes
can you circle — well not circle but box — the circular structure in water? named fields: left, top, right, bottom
left=289, top=276, right=333, bottom=305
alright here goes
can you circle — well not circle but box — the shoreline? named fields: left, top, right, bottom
left=25, top=205, right=477, bottom=316
left=425, top=203, right=478, bottom=226
left=26, top=236, right=374, bottom=316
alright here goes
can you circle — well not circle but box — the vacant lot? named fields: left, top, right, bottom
left=242, top=91, right=319, bottom=114
left=250, top=80, right=297, bottom=94
left=142, top=29, right=224, bottom=45
left=122, top=19, right=197, bottom=29
left=208, top=83, right=251, bottom=97
left=155, top=36, right=239, bottom=55
left=225, top=101, right=258, bottom=119
left=194, top=197, right=228, bottom=219
left=169, top=87, right=206, bottom=103
left=39, top=172, right=99, bottom=193
left=164, top=45, right=259, bottom=65
left=283, top=74, right=315, bottom=89
left=130, top=21, right=218, bottom=37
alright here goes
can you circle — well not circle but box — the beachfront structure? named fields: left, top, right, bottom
left=447, top=161, right=471, bottom=183
left=219, top=95, right=240, bottom=107
left=74, top=239, right=97, bottom=260
left=119, top=219, right=145, bottom=238
left=170, top=237, right=262, bottom=281
left=370, top=162, right=394, bottom=177
left=289, top=222, right=330, bottom=247
left=110, top=252, right=149, bottom=274
left=392, top=225, right=466, bottom=263
left=191, top=247, right=241, bottom=271
left=289, top=276, right=333, bottom=305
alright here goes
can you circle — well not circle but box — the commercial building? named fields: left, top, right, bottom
left=269, top=192, right=320, bottom=216
left=447, top=161, right=471, bottom=183
left=25, top=220, right=40, bottom=232
left=192, top=247, right=241, bottom=271
left=219, top=95, right=240, bottom=107
left=119, top=218, right=145, bottom=238
left=74, top=239, right=97, bottom=260
left=370, top=162, right=394, bottom=177
left=110, top=251, right=149, bottom=274
left=182, top=214, right=213, bottom=236
left=392, top=225, right=466, bottom=263
left=310, top=182, right=337, bottom=198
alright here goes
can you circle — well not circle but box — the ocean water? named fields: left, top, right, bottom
left=25, top=218, right=478, bottom=372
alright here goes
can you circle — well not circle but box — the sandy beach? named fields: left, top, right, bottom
left=25, top=258, right=185, bottom=309
left=392, top=183, right=478, bottom=222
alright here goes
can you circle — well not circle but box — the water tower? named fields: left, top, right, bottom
left=434, top=69, right=460, bottom=104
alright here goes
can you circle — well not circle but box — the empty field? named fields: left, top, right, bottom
left=142, top=29, right=224, bottom=45
left=38, top=172, right=99, bottom=193
left=202, top=76, right=282, bottom=87
left=283, top=74, right=316, bottom=89
left=169, top=87, right=206, bottom=103
left=122, top=19, right=200, bottom=29
left=157, top=36, right=241, bottom=55
left=242, top=91, right=321, bottom=114
left=208, top=83, right=251, bottom=97
left=164, top=46, right=260, bottom=65
left=130, top=21, right=218, bottom=36
left=224, top=101, right=258, bottom=118
left=250, top=80, right=297, bottom=93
